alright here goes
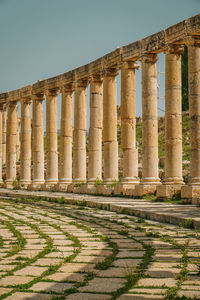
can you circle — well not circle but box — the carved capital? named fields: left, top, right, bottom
left=122, top=61, right=139, bottom=70
left=32, top=93, right=45, bottom=102
left=184, top=36, right=200, bottom=47
left=60, top=84, right=74, bottom=94
left=101, top=68, right=119, bottom=78
left=164, top=44, right=184, bottom=55
left=20, top=97, right=32, bottom=105
left=74, top=79, right=88, bottom=89
left=139, top=53, right=158, bottom=64
left=88, top=74, right=103, bottom=83
left=45, top=88, right=60, bottom=97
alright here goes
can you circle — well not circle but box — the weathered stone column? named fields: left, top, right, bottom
left=182, top=38, right=200, bottom=202
left=5, top=101, right=18, bottom=188
left=0, top=105, right=4, bottom=184
left=20, top=98, right=32, bottom=187
left=102, top=69, right=118, bottom=184
left=57, top=85, right=73, bottom=191
left=136, top=54, right=160, bottom=195
left=121, top=61, right=139, bottom=187
left=157, top=46, right=184, bottom=198
left=44, top=89, right=59, bottom=189
left=73, top=80, right=87, bottom=183
left=88, top=77, right=102, bottom=186
left=31, top=95, right=45, bottom=189
left=2, top=106, right=7, bottom=165
left=16, top=116, right=20, bottom=162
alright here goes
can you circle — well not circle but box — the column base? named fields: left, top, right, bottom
left=141, top=177, right=161, bottom=185
left=103, top=178, right=118, bottom=185
left=5, top=180, right=17, bottom=189
left=156, top=184, right=183, bottom=200
left=181, top=185, right=200, bottom=204
left=19, top=180, right=31, bottom=189
left=96, top=184, right=114, bottom=196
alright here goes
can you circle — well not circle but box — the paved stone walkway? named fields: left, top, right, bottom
left=0, top=197, right=200, bottom=299
left=0, top=189, right=200, bottom=228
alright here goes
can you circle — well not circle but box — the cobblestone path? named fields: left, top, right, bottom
left=0, top=198, right=200, bottom=299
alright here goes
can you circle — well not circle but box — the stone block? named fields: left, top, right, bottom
left=135, top=184, right=157, bottom=196
left=156, top=184, right=182, bottom=199
left=181, top=185, right=200, bottom=202
left=55, top=182, right=71, bottom=192
left=96, top=184, right=113, bottom=195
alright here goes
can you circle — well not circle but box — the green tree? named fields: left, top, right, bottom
left=182, top=45, right=188, bottom=111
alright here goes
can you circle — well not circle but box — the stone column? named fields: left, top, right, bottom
left=88, top=77, right=102, bottom=186
left=0, top=105, right=4, bottom=185
left=102, top=69, right=118, bottom=184
left=120, top=61, right=139, bottom=187
left=20, top=98, right=32, bottom=187
left=30, top=95, right=45, bottom=189
left=2, top=106, right=7, bottom=165
left=73, top=80, right=87, bottom=183
left=44, top=89, right=59, bottom=189
left=136, top=54, right=160, bottom=195
left=16, top=116, right=20, bottom=162
left=57, top=85, right=73, bottom=191
left=157, top=46, right=184, bottom=199
left=5, top=101, right=18, bottom=188
left=182, top=38, right=200, bottom=202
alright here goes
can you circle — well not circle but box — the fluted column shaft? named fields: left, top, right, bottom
left=141, top=54, right=160, bottom=184
left=121, top=62, right=139, bottom=185
left=6, top=101, right=18, bottom=186
left=188, top=40, right=200, bottom=184
left=32, top=96, right=44, bottom=186
left=88, top=79, right=102, bottom=184
left=73, top=81, right=87, bottom=182
left=59, top=86, right=73, bottom=186
left=20, top=98, right=31, bottom=186
left=45, top=90, right=58, bottom=185
left=2, top=106, right=6, bottom=165
left=0, top=105, right=3, bottom=184
left=103, top=70, right=118, bottom=183
left=165, top=46, right=184, bottom=184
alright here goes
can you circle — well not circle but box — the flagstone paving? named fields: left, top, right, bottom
left=0, top=198, right=200, bottom=299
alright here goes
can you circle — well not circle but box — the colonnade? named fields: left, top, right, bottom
left=1, top=27, right=200, bottom=202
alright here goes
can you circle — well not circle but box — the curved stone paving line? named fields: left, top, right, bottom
left=0, top=199, right=200, bottom=299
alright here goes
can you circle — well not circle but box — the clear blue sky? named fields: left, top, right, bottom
left=0, top=0, right=199, bottom=128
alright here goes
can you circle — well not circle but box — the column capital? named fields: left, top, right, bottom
left=32, top=93, right=45, bottom=101
left=60, top=84, right=74, bottom=94
left=45, top=88, right=59, bottom=97
left=21, top=97, right=32, bottom=105
left=139, top=53, right=158, bottom=64
left=74, top=79, right=88, bottom=88
left=101, top=68, right=119, bottom=78
left=184, top=36, right=200, bottom=47
left=121, top=61, right=139, bottom=70
left=89, top=74, right=103, bottom=83
left=164, top=44, right=184, bottom=55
